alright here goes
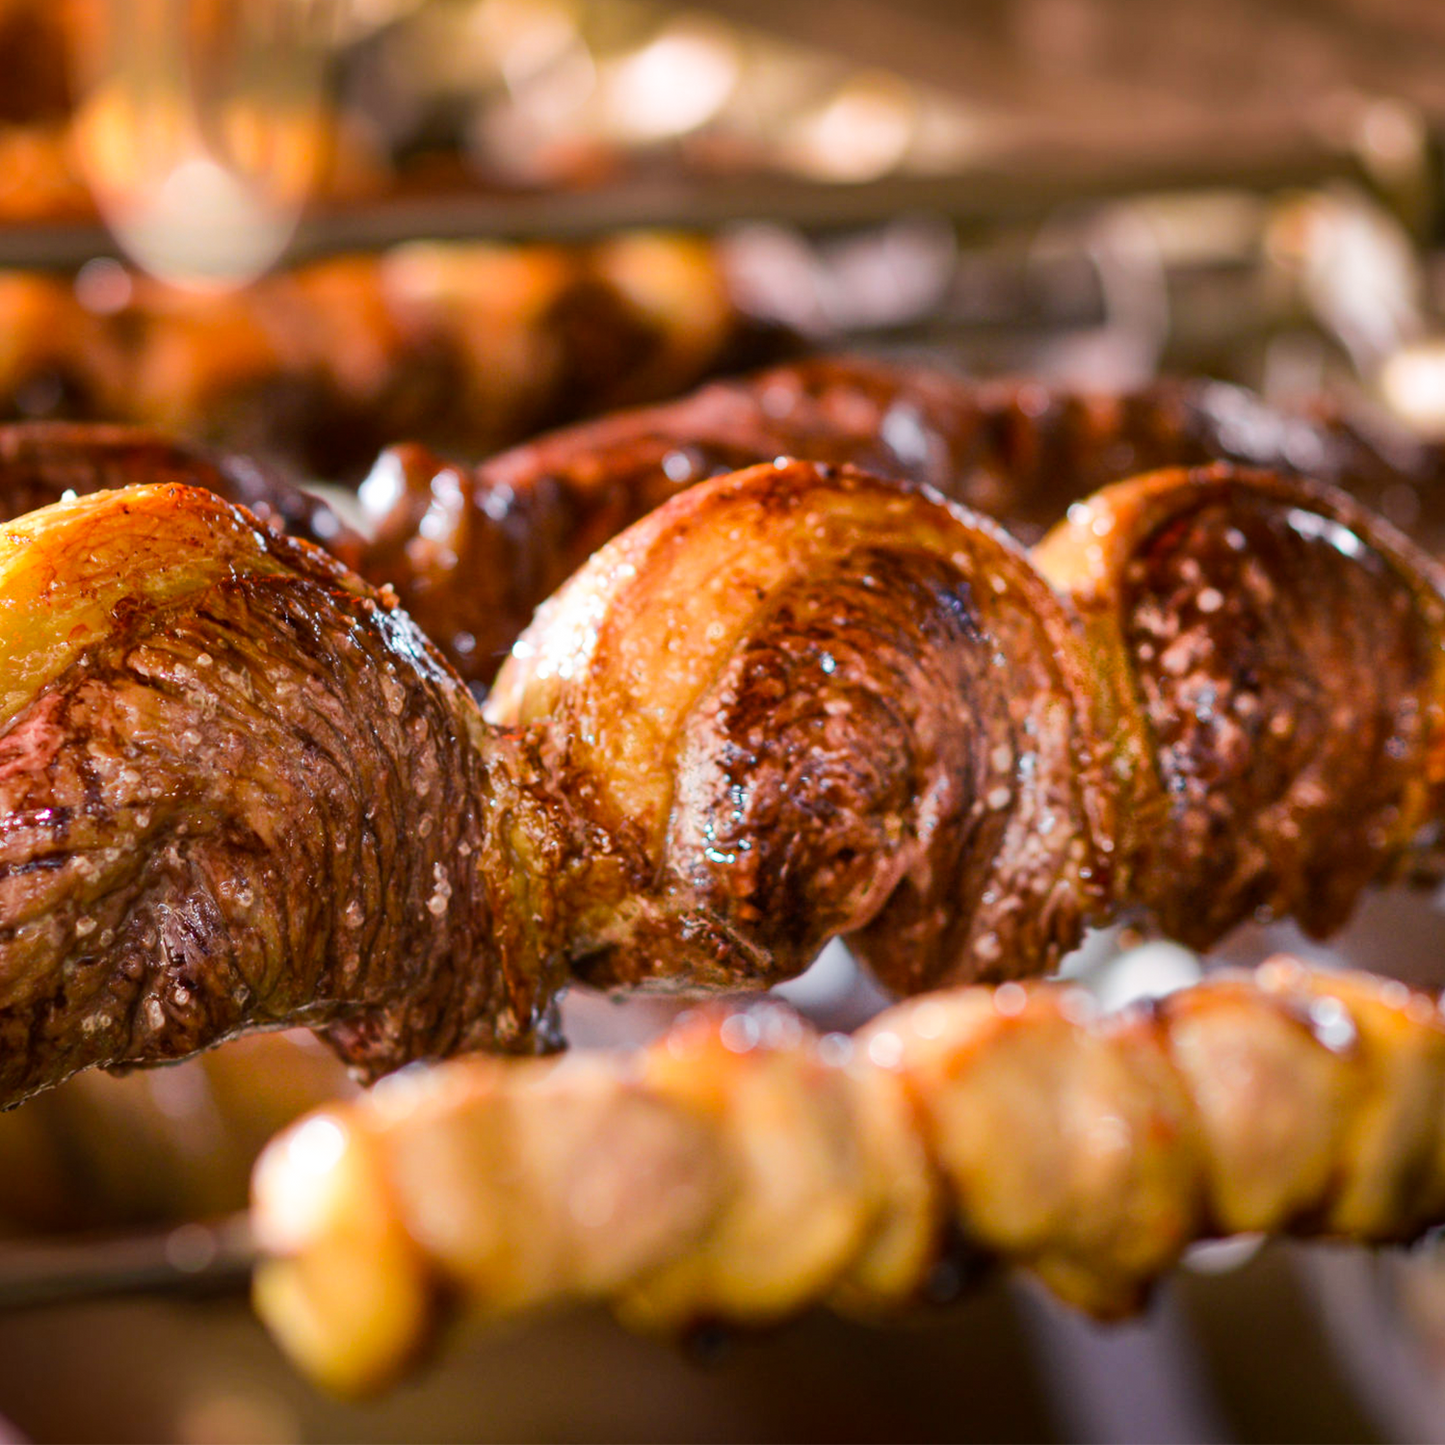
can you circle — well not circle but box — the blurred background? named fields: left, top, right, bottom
left=4, top=0, right=1445, bottom=1440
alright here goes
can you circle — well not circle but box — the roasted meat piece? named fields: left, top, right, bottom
left=484, top=459, right=1104, bottom=996
left=359, top=356, right=1445, bottom=684
left=0, top=464, right=1100, bottom=1105
left=0, top=482, right=560, bottom=1105
left=1035, top=466, right=1445, bottom=938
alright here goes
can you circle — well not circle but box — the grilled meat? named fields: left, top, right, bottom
left=0, top=459, right=1441, bottom=1105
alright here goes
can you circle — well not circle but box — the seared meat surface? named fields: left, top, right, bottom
left=0, top=459, right=1441, bottom=1106
left=358, top=356, right=1445, bottom=684
left=0, top=483, right=563, bottom=1105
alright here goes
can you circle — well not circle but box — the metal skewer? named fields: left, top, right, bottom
left=0, top=1213, right=258, bottom=1311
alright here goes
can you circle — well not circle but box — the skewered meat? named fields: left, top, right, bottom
left=1, top=455, right=1441, bottom=1106
left=0, top=235, right=779, bottom=479
left=1034, top=467, right=1445, bottom=939
left=359, top=355, right=1445, bottom=684
left=0, top=463, right=1096, bottom=1104
left=0, top=422, right=360, bottom=563
left=250, top=959, right=1445, bottom=1395
left=484, top=458, right=1104, bottom=997
left=0, top=481, right=558, bottom=1106
left=487, top=460, right=1445, bottom=978
left=2, top=357, right=1430, bottom=698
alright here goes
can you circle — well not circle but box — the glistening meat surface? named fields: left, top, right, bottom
left=0, top=458, right=1442, bottom=1105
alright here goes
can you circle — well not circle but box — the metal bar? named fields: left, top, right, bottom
left=0, top=1214, right=257, bottom=1312
left=0, top=144, right=1351, bottom=273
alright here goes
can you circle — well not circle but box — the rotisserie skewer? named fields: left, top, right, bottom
left=241, top=960, right=1445, bottom=1393
left=0, top=455, right=1442, bottom=1106
left=3, top=958, right=1443, bottom=1402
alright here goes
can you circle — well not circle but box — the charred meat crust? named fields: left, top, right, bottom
left=1035, top=465, right=1445, bottom=943
left=0, top=484, right=566, bottom=1106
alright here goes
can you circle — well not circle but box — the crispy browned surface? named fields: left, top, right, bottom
left=0, top=483, right=565, bottom=1106
left=487, top=460, right=1106, bottom=995
left=360, top=356, right=1445, bottom=684
left=1036, top=465, right=1445, bottom=942
left=3, top=359, right=1429, bottom=704
left=493, top=456, right=1445, bottom=971
left=250, top=959, right=1445, bottom=1395
left=0, top=464, right=1107, bottom=1103
left=0, top=422, right=361, bottom=565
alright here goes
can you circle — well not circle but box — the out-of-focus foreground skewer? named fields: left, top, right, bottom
left=7, top=958, right=1445, bottom=1404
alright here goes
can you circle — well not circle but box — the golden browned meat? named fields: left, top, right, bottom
left=489, top=458, right=1445, bottom=982
left=0, top=482, right=563, bottom=1106
left=3, top=357, right=1428, bottom=701
left=485, top=459, right=1104, bottom=997
left=1035, top=466, right=1445, bottom=941
left=1, top=458, right=1443, bottom=1107
left=250, top=960, right=1445, bottom=1395
left=361, top=356, right=1445, bottom=684
left=0, top=462, right=1101, bottom=1105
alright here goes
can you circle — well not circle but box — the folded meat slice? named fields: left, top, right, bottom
left=1036, top=464, right=1445, bottom=939
left=0, top=463, right=1104, bottom=1105
left=486, top=459, right=1106, bottom=995
left=0, top=482, right=567, bottom=1106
